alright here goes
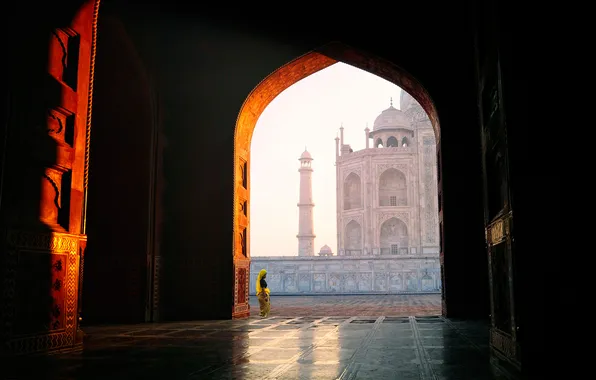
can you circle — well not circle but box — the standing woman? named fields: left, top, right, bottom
left=256, top=269, right=271, bottom=317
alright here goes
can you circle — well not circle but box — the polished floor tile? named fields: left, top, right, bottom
left=5, top=296, right=509, bottom=380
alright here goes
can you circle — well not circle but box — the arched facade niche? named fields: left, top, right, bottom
left=386, top=136, right=399, bottom=147
left=376, top=138, right=384, bottom=148
left=379, top=217, right=408, bottom=255
left=379, top=168, right=407, bottom=206
left=343, top=172, right=362, bottom=210
left=234, top=42, right=441, bottom=317
left=345, top=220, right=362, bottom=256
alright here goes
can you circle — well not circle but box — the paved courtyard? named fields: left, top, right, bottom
left=5, top=295, right=506, bottom=380
left=249, top=294, right=442, bottom=317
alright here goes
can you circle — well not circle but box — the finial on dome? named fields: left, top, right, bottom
left=390, top=97, right=393, bottom=107
left=305, top=145, right=307, bottom=151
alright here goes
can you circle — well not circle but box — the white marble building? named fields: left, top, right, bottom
left=336, top=92, right=440, bottom=257
left=250, top=91, right=441, bottom=295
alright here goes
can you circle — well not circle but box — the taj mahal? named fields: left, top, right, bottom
left=250, top=90, right=441, bottom=295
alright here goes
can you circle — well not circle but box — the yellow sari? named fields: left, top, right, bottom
left=256, top=269, right=270, bottom=317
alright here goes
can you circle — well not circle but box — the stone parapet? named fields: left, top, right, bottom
left=250, top=256, right=441, bottom=295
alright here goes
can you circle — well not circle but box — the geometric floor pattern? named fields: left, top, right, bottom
left=4, top=296, right=507, bottom=380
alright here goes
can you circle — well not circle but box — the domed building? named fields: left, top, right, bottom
left=250, top=90, right=441, bottom=295
left=318, top=244, right=333, bottom=256
left=335, top=92, right=440, bottom=257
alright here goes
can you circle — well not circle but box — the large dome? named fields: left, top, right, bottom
left=372, top=104, right=411, bottom=131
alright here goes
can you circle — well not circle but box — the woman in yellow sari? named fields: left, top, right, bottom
left=256, top=269, right=271, bottom=317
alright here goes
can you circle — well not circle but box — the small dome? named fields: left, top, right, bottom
left=318, top=244, right=333, bottom=256
left=372, top=104, right=411, bottom=131
left=300, top=149, right=312, bottom=160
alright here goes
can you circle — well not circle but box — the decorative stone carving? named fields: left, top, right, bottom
left=233, top=260, right=250, bottom=318
left=328, top=273, right=341, bottom=292
left=343, top=214, right=363, bottom=228
left=405, top=272, right=418, bottom=291
left=377, top=212, right=409, bottom=226
left=389, top=272, right=403, bottom=292
left=376, top=163, right=408, bottom=177
left=422, top=135, right=438, bottom=244
left=249, top=257, right=441, bottom=295
left=1, top=230, right=79, bottom=355
left=343, top=167, right=362, bottom=181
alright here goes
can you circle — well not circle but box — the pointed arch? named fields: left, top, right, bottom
left=234, top=42, right=440, bottom=316
left=345, top=220, right=362, bottom=256
left=386, top=136, right=399, bottom=147
left=379, top=217, right=409, bottom=255
left=344, top=172, right=362, bottom=210
left=379, top=168, right=407, bottom=206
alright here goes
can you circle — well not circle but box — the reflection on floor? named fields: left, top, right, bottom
left=7, top=315, right=507, bottom=380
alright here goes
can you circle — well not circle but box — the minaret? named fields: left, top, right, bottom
left=297, top=148, right=315, bottom=256
left=334, top=135, right=340, bottom=257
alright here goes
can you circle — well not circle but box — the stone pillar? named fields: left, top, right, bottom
left=0, top=0, right=98, bottom=355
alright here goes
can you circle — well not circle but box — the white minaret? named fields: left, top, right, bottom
left=297, top=148, right=315, bottom=256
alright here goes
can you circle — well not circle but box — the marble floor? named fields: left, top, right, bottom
left=250, top=294, right=442, bottom=317
left=5, top=296, right=506, bottom=380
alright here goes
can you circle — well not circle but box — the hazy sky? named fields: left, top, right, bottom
left=250, top=62, right=404, bottom=257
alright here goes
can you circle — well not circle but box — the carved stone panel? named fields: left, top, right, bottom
left=249, top=258, right=442, bottom=295
left=328, top=273, right=341, bottom=292
left=1, top=230, right=79, bottom=355
left=342, top=167, right=362, bottom=181
left=268, top=273, right=282, bottom=292
left=313, top=273, right=326, bottom=292
left=421, top=271, right=435, bottom=291
left=237, top=268, right=247, bottom=306
left=284, top=273, right=297, bottom=292
left=376, top=163, right=409, bottom=176
left=357, top=273, right=372, bottom=291
left=232, top=260, right=250, bottom=318
left=343, top=273, right=357, bottom=292
left=389, top=272, right=403, bottom=292
left=422, top=135, right=438, bottom=245
left=298, top=273, right=311, bottom=292
left=374, top=272, right=388, bottom=291
left=405, top=272, right=418, bottom=291
left=343, top=214, right=363, bottom=228
left=377, top=211, right=409, bottom=227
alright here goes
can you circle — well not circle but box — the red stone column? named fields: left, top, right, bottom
left=0, top=0, right=99, bottom=355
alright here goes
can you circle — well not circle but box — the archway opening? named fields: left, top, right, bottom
left=379, top=217, right=409, bottom=256
left=386, top=136, right=399, bottom=147
left=343, top=172, right=362, bottom=211
left=237, top=44, right=443, bottom=318
left=379, top=168, right=407, bottom=207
